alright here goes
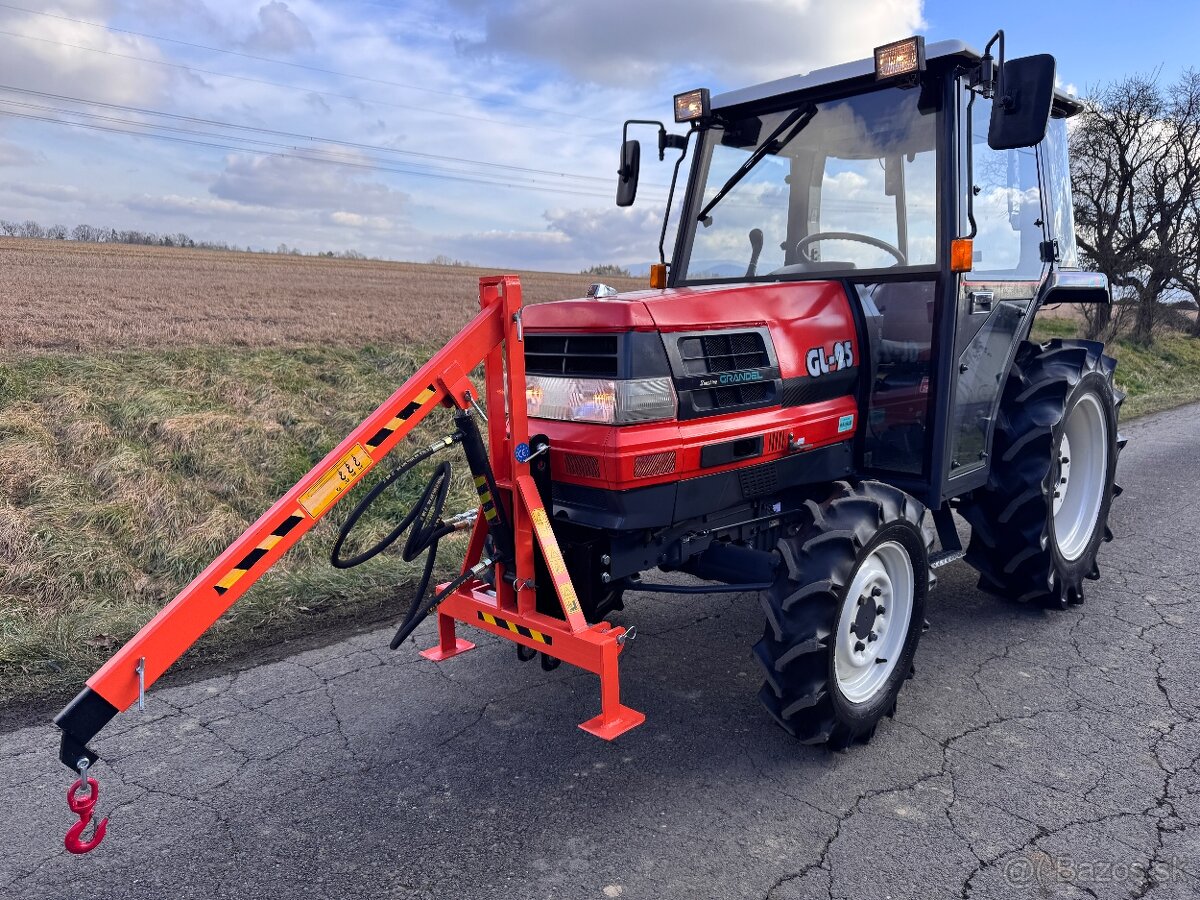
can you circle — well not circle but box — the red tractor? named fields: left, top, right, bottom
left=54, top=32, right=1123, bottom=851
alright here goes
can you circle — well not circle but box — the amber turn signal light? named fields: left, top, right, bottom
left=950, top=238, right=974, bottom=273
left=649, top=263, right=667, bottom=289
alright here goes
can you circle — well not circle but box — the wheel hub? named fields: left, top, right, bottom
left=835, top=541, right=915, bottom=704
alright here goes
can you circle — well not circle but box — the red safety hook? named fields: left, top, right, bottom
left=64, top=776, right=108, bottom=854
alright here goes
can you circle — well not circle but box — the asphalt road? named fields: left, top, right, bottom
left=3, top=403, right=1199, bottom=900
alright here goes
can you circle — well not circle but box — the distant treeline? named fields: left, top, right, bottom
left=0, top=219, right=372, bottom=259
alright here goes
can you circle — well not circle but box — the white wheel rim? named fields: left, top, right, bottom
left=834, top=540, right=915, bottom=704
left=1052, top=393, right=1108, bottom=561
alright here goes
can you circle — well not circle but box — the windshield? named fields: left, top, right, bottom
left=679, top=86, right=939, bottom=282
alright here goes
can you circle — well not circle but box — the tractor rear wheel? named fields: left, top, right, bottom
left=755, top=481, right=932, bottom=749
left=962, top=339, right=1124, bottom=608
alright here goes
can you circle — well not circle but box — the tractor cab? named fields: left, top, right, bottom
left=618, top=35, right=1102, bottom=509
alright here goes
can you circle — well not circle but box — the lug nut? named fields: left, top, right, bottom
left=876, top=604, right=886, bottom=616
left=854, top=640, right=865, bottom=652
left=601, top=554, right=611, bottom=565
left=601, top=572, right=611, bottom=583
left=869, top=631, right=878, bottom=641
left=871, top=586, right=882, bottom=597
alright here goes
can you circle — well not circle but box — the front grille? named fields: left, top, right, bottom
left=633, top=451, right=676, bottom=478
left=678, top=332, right=769, bottom=376
left=525, top=334, right=619, bottom=377
left=562, top=452, right=601, bottom=479
left=691, top=380, right=772, bottom=412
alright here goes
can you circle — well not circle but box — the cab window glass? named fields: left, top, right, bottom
left=967, top=95, right=1044, bottom=278
left=818, top=149, right=937, bottom=269
left=1039, top=116, right=1080, bottom=268
left=683, top=86, right=939, bottom=281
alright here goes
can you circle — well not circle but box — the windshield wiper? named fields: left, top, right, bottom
left=697, top=101, right=818, bottom=224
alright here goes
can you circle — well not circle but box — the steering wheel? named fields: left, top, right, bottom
left=794, top=231, right=907, bottom=267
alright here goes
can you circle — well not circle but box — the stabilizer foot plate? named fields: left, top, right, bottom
left=420, top=637, right=476, bottom=662
left=579, top=705, right=646, bottom=741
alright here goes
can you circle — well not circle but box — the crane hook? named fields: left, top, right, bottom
left=64, top=773, right=108, bottom=854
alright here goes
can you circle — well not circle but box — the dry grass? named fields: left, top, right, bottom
left=1, top=238, right=643, bottom=705
left=0, top=237, right=645, bottom=351
left=0, top=345, right=480, bottom=705
left=1031, top=317, right=1200, bottom=418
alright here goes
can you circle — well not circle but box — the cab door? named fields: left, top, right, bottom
left=943, top=87, right=1051, bottom=496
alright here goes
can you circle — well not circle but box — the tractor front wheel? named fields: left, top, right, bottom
left=755, top=481, right=932, bottom=749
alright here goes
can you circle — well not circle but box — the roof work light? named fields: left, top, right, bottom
left=673, top=88, right=711, bottom=123
left=874, top=36, right=926, bottom=82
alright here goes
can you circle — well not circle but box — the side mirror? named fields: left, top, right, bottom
left=988, top=54, right=1056, bottom=151
left=616, top=139, right=641, bottom=207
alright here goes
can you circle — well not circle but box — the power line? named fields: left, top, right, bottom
left=0, top=2, right=614, bottom=125
left=0, top=27, right=584, bottom=136
left=0, top=96, right=612, bottom=192
left=0, top=107, right=665, bottom=203
left=0, top=84, right=626, bottom=187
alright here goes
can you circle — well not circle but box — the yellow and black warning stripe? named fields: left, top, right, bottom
left=214, top=509, right=306, bottom=596
left=477, top=611, right=552, bottom=645
left=364, top=384, right=438, bottom=453
left=473, top=475, right=500, bottom=523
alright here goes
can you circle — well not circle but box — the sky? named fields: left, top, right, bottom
left=0, top=0, right=1194, bottom=272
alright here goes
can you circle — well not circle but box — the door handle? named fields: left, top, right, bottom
left=969, top=290, right=994, bottom=315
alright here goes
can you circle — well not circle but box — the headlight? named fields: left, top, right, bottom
left=526, top=375, right=676, bottom=424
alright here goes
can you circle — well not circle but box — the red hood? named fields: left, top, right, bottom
left=522, top=281, right=846, bottom=333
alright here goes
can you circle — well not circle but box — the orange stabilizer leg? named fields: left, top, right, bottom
left=578, top=625, right=646, bottom=740
left=419, top=611, right=476, bottom=661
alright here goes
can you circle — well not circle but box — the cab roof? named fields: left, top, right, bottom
left=712, top=39, right=1081, bottom=116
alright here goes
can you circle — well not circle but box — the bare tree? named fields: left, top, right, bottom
left=1175, top=193, right=1200, bottom=337
left=1071, top=71, right=1200, bottom=346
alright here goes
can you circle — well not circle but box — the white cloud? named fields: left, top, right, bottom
left=454, top=0, right=925, bottom=86
left=0, top=4, right=173, bottom=105
left=3, top=1, right=938, bottom=271
left=243, top=2, right=315, bottom=55
left=125, top=193, right=284, bottom=219
left=7, top=182, right=92, bottom=203
left=0, top=140, right=43, bottom=167
left=443, top=205, right=665, bottom=270
left=326, top=210, right=393, bottom=230
left=208, top=152, right=407, bottom=215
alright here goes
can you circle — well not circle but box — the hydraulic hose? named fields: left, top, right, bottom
left=330, top=434, right=476, bottom=648
left=388, top=555, right=493, bottom=650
